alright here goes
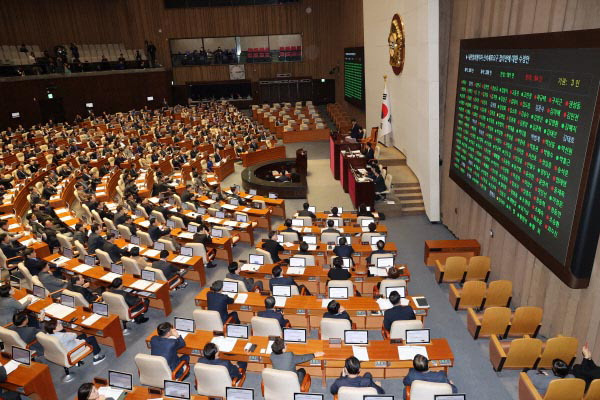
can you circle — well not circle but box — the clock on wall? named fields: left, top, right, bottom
left=229, top=64, right=246, bottom=80
left=388, top=13, right=405, bottom=75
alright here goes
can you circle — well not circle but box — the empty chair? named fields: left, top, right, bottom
left=138, top=231, right=154, bottom=247
left=406, top=380, right=453, bottom=399
left=57, top=233, right=73, bottom=251
left=508, top=306, right=543, bottom=338
left=121, top=256, right=141, bottom=276
left=187, top=243, right=215, bottom=264
left=320, top=318, right=351, bottom=340
left=465, top=256, right=491, bottom=282
left=17, top=262, right=33, bottom=291
left=321, top=232, right=340, bottom=244
left=251, top=316, right=282, bottom=337
left=338, top=387, right=378, bottom=400
left=255, top=248, right=273, bottom=264
left=489, top=335, right=542, bottom=371
left=36, top=331, right=93, bottom=382
left=195, top=363, right=246, bottom=397
left=518, top=372, right=585, bottom=400
left=136, top=205, right=149, bottom=218
left=538, top=336, right=578, bottom=369
left=102, top=292, right=147, bottom=334
left=102, top=218, right=116, bottom=231
left=62, top=288, right=90, bottom=308
left=294, top=254, right=315, bottom=265
left=91, top=210, right=103, bottom=225
left=387, top=319, right=424, bottom=341
left=150, top=211, right=166, bottom=224
left=135, top=353, right=189, bottom=389
left=295, top=216, right=312, bottom=225
left=262, top=368, right=311, bottom=400
left=584, top=379, right=600, bottom=400
left=434, top=256, right=467, bottom=283
left=484, top=280, right=512, bottom=308
left=0, top=326, right=31, bottom=352
left=169, top=216, right=186, bottom=229
left=158, top=238, right=176, bottom=252
left=73, top=240, right=88, bottom=262
left=117, top=224, right=132, bottom=240
left=95, top=248, right=113, bottom=267
left=449, top=280, right=486, bottom=310
left=467, top=306, right=511, bottom=339
left=281, top=231, right=300, bottom=242
left=192, top=309, right=228, bottom=332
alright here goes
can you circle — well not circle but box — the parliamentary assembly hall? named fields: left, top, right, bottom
left=2, top=0, right=600, bottom=399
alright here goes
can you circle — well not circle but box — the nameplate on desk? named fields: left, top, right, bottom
left=429, top=360, right=439, bottom=367
left=355, top=277, right=364, bottom=282
left=240, top=305, right=251, bottom=311
left=308, top=276, right=317, bottom=281
left=439, top=359, right=452, bottom=366
left=356, top=311, right=366, bottom=317
left=96, top=330, right=104, bottom=336
left=192, top=349, right=202, bottom=355
left=414, top=309, right=426, bottom=315
left=264, top=274, right=272, bottom=279
left=329, top=338, right=342, bottom=345
left=249, top=355, right=260, bottom=362
left=282, top=251, right=291, bottom=255
left=310, top=359, right=321, bottom=366
left=375, top=361, right=388, bottom=367
left=296, top=309, right=305, bottom=315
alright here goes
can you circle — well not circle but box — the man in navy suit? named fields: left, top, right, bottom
left=364, top=142, right=375, bottom=160
left=333, top=237, right=354, bottom=259
left=87, top=224, right=106, bottom=254
left=150, top=322, right=190, bottom=378
left=197, top=342, right=247, bottom=380
left=330, top=356, right=384, bottom=394
left=323, top=300, right=353, bottom=325
left=207, top=280, right=239, bottom=324
left=262, top=231, right=284, bottom=262
left=366, top=240, right=391, bottom=264
left=269, top=264, right=299, bottom=293
left=148, top=217, right=171, bottom=242
left=152, top=250, right=187, bottom=288
left=383, top=290, right=416, bottom=332
left=257, top=296, right=289, bottom=328
left=403, top=355, right=457, bottom=398
left=102, top=232, right=128, bottom=262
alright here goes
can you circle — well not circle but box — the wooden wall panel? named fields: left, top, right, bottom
left=441, top=0, right=600, bottom=358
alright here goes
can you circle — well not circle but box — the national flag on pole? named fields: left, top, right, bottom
left=380, top=82, right=392, bottom=137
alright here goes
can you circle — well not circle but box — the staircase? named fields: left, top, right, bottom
left=394, top=182, right=426, bottom=215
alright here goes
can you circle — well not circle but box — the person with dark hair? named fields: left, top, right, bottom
left=366, top=240, right=390, bottom=264
left=364, top=142, right=375, bottom=161
left=357, top=203, right=374, bottom=217
left=87, top=224, right=105, bottom=254
left=0, top=233, right=25, bottom=262
left=257, top=296, right=289, bottom=328
left=282, top=219, right=300, bottom=241
left=298, top=203, right=316, bottom=219
left=68, top=275, right=101, bottom=304
left=333, top=236, right=354, bottom=259
left=322, top=219, right=340, bottom=234
left=73, top=223, right=87, bottom=244
left=330, top=356, right=384, bottom=394
left=43, top=319, right=105, bottom=364
left=148, top=217, right=171, bottom=242
left=383, top=290, right=415, bottom=331
left=330, top=207, right=340, bottom=217
left=152, top=249, right=187, bottom=288
left=376, top=267, right=403, bottom=289
left=102, top=232, right=127, bottom=262
left=77, top=382, right=114, bottom=400
left=122, top=215, right=137, bottom=237
left=150, top=322, right=189, bottom=378
left=374, top=168, right=387, bottom=200
left=23, top=248, right=46, bottom=276
left=197, top=342, right=247, bottom=380
left=226, top=262, right=262, bottom=291
left=328, top=256, right=352, bottom=281
left=323, top=300, right=353, bottom=325
left=297, top=241, right=311, bottom=255
left=262, top=231, right=284, bottom=263
left=573, top=343, right=600, bottom=388
left=10, top=311, right=43, bottom=355
left=207, top=280, right=239, bottom=324
left=269, top=264, right=307, bottom=294
left=38, top=262, right=67, bottom=294
left=403, top=354, right=457, bottom=398
left=270, top=337, right=324, bottom=383
left=108, top=277, right=149, bottom=324
left=130, top=246, right=151, bottom=269
left=0, top=284, right=29, bottom=326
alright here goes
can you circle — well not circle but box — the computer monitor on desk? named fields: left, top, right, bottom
left=222, top=280, right=238, bottom=294
left=180, top=246, right=193, bottom=257
left=130, top=235, right=140, bottom=245
left=405, top=329, right=431, bottom=344
left=212, top=228, right=223, bottom=238
left=376, top=256, right=394, bottom=268
left=108, top=370, right=133, bottom=390
left=248, top=189, right=257, bottom=196
left=111, top=263, right=124, bottom=275
left=434, top=396, right=466, bottom=400
left=92, top=302, right=108, bottom=317
left=307, top=206, right=316, bottom=214
left=272, top=285, right=292, bottom=297
left=153, top=241, right=165, bottom=251
left=249, top=254, right=264, bottom=265
left=216, top=211, right=226, bottom=219
left=364, top=396, right=394, bottom=400
left=344, top=330, right=368, bottom=345
left=60, top=293, right=75, bottom=308
left=360, top=218, right=375, bottom=227
left=289, top=257, right=306, bottom=267
left=141, top=269, right=155, bottom=282
left=33, top=285, right=45, bottom=299
left=226, top=324, right=250, bottom=339
left=12, top=347, right=31, bottom=366
left=85, top=255, right=97, bottom=266
left=283, top=328, right=306, bottom=343
left=164, top=380, right=190, bottom=399
left=174, top=317, right=195, bottom=334
left=294, top=394, right=323, bottom=400
left=370, top=235, right=386, bottom=245
left=329, top=286, right=349, bottom=299
left=236, top=213, right=248, bottom=222
left=291, top=218, right=304, bottom=227
left=227, top=387, right=254, bottom=400
left=303, top=235, right=317, bottom=245
left=385, top=286, right=406, bottom=299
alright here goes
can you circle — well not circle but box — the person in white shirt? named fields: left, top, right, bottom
left=43, top=319, right=105, bottom=365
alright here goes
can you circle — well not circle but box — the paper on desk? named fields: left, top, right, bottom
left=352, top=346, right=370, bottom=361
left=138, top=220, right=151, bottom=228
left=146, top=282, right=163, bottom=292
left=286, top=267, right=305, bottom=275
left=130, top=280, right=152, bottom=290
left=283, top=242, right=294, bottom=247
left=371, top=245, right=378, bottom=251
left=239, top=222, right=250, bottom=228
left=242, top=207, right=251, bottom=212
left=265, top=340, right=274, bottom=354
left=376, top=298, right=393, bottom=311
left=222, top=204, right=236, bottom=210
left=18, top=294, right=33, bottom=305
left=321, top=298, right=332, bottom=308
left=21, top=238, right=36, bottom=246
left=0, top=214, right=15, bottom=220
left=149, top=197, right=160, bottom=204
left=8, top=223, right=20, bottom=230
left=397, top=345, right=428, bottom=360
left=204, top=199, right=216, bottom=205
left=224, top=221, right=238, bottom=227
left=176, top=330, right=190, bottom=339
left=98, top=387, right=125, bottom=399
left=44, top=303, right=76, bottom=319
left=73, top=264, right=93, bottom=274
left=211, top=336, right=237, bottom=352
left=307, top=245, right=317, bottom=251
left=55, top=208, right=69, bottom=214
left=205, top=217, right=221, bottom=224
left=2, top=360, right=20, bottom=375
left=96, top=192, right=106, bottom=197
left=241, top=264, right=260, bottom=272
left=60, top=216, right=75, bottom=223
left=142, top=249, right=160, bottom=257
left=172, top=255, right=192, bottom=264
left=178, top=232, right=194, bottom=239
left=81, top=313, right=103, bottom=327
left=302, top=227, right=313, bottom=233
left=274, top=296, right=287, bottom=307
left=52, top=256, right=71, bottom=266
left=234, top=293, right=248, bottom=304
left=100, top=272, right=122, bottom=282
left=369, top=267, right=388, bottom=277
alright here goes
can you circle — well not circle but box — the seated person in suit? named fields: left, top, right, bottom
left=262, top=231, right=284, bottom=263
left=328, top=256, right=352, bottom=282
left=333, top=237, right=354, bottom=259
left=0, top=233, right=25, bottom=264
left=257, top=296, right=289, bottom=328
left=0, top=284, right=30, bottom=327
left=152, top=250, right=187, bottom=288
left=102, top=232, right=128, bottom=263
left=77, top=382, right=115, bottom=400
left=297, top=241, right=311, bottom=255
left=527, top=358, right=574, bottom=395
left=23, top=248, right=46, bottom=276
left=207, top=280, right=240, bottom=324
left=87, top=224, right=106, bottom=254
left=269, top=264, right=310, bottom=295
left=72, top=223, right=87, bottom=245
left=364, top=142, right=375, bottom=160
left=67, top=275, right=101, bottom=304
left=226, top=262, right=262, bottom=291
left=11, top=311, right=44, bottom=355
left=323, top=300, right=353, bottom=325
left=297, top=202, right=316, bottom=219
left=148, top=217, right=171, bottom=242
left=108, top=278, right=149, bottom=324
left=322, top=219, right=340, bottom=235
left=383, top=290, right=415, bottom=332
left=330, top=356, right=384, bottom=394
left=403, top=354, right=457, bottom=399
left=270, top=337, right=324, bottom=384
left=373, top=168, right=387, bottom=200
left=129, top=246, right=151, bottom=269
left=366, top=240, right=390, bottom=264
left=282, top=219, right=301, bottom=241
left=197, top=342, right=247, bottom=380
left=38, top=263, right=67, bottom=294
left=573, top=344, right=600, bottom=388
left=330, top=207, right=341, bottom=218
left=150, top=322, right=190, bottom=379
left=361, top=222, right=378, bottom=242
left=357, top=203, right=374, bottom=217
left=43, top=319, right=105, bottom=364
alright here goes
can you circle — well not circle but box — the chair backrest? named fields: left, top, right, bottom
left=282, top=231, right=299, bottom=243
left=146, top=266, right=167, bottom=282
left=485, top=280, right=512, bottom=308
left=91, top=210, right=103, bottom=225
left=465, top=256, right=491, bottom=281
left=103, top=217, right=116, bottom=231
left=409, top=380, right=453, bottom=399
left=480, top=307, right=512, bottom=337
left=0, top=326, right=28, bottom=350
left=379, top=279, right=407, bottom=295
left=158, top=238, right=176, bottom=252
left=95, top=248, right=113, bottom=267
left=36, top=331, right=76, bottom=367
left=138, top=231, right=153, bottom=246
left=256, top=248, right=273, bottom=264
left=194, top=363, right=232, bottom=397
left=583, top=379, right=600, bottom=400
left=544, top=378, right=585, bottom=400
left=320, top=318, right=351, bottom=339
left=17, top=262, right=33, bottom=290
left=170, top=216, right=186, bottom=229
left=459, top=280, right=486, bottom=308
left=443, top=256, right=467, bottom=281
left=337, top=386, right=378, bottom=400
left=389, top=319, right=424, bottom=340
left=321, top=232, right=340, bottom=244
left=193, top=309, right=224, bottom=332
left=538, top=336, right=578, bottom=369
left=117, top=224, right=132, bottom=240
left=509, top=306, right=543, bottom=337
left=504, top=337, right=542, bottom=369
left=251, top=316, right=282, bottom=337
left=150, top=210, right=166, bottom=224
left=102, top=292, right=132, bottom=322
left=134, top=353, right=172, bottom=388
left=225, top=278, right=247, bottom=293
left=31, top=276, right=48, bottom=297
left=261, top=368, right=301, bottom=400
left=57, top=233, right=73, bottom=250
left=63, top=288, right=90, bottom=308
left=294, top=254, right=315, bottom=265
left=327, top=280, right=354, bottom=296
left=136, top=205, right=149, bottom=218
left=188, top=243, right=208, bottom=263
left=122, top=256, right=141, bottom=276
left=74, top=240, right=87, bottom=261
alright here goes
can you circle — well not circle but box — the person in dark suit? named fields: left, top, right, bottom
left=148, top=217, right=171, bottom=242
left=257, top=296, right=289, bottom=328
left=180, top=185, right=194, bottom=203
left=322, top=219, right=340, bottom=235
left=403, top=355, right=457, bottom=398
left=373, top=168, right=387, bottom=200
left=0, top=233, right=25, bottom=261
left=269, top=264, right=299, bottom=293
left=323, top=300, right=353, bottom=325
left=297, top=202, right=316, bottom=219
left=364, top=142, right=375, bottom=160
left=23, top=248, right=46, bottom=276
left=87, top=224, right=106, bottom=254
left=349, top=119, right=362, bottom=140
left=38, top=263, right=67, bottom=294
left=73, top=223, right=87, bottom=245
left=281, top=219, right=300, bottom=241
left=102, top=232, right=128, bottom=262
left=270, top=337, right=323, bottom=384
left=262, top=231, right=284, bottom=263
left=207, top=280, right=239, bottom=324
left=383, top=290, right=415, bottom=332
left=357, top=204, right=374, bottom=218
left=122, top=215, right=137, bottom=237
left=197, top=342, right=246, bottom=380
left=108, top=278, right=149, bottom=324
left=526, top=359, right=573, bottom=396
left=152, top=250, right=186, bottom=288
left=296, top=241, right=311, bottom=255
left=10, top=311, right=43, bottom=356
left=366, top=240, right=391, bottom=264
left=333, top=237, right=354, bottom=259
left=67, top=275, right=100, bottom=304
left=226, top=262, right=262, bottom=291
left=150, top=322, right=190, bottom=379
left=573, top=344, right=600, bottom=388
left=330, top=356, right=384, bottom=394
left=328, top=256, right=352, bottom=281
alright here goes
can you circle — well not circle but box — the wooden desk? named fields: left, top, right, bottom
left=123, top=387, right=207, bottom=399
left=282, top=128, right=329, bottom=143
left=276, top=224, right=387, bottom=245
left=145, top=330, right=453, bottom=386
left=424, top=239, right=481, bottom=266
left=241, top=146, right=287, bottom=167
left=340, top=151, right=367, bottom=193
left=0, top=354, right=58, bottom=400
left=195, top=196, right=273, bottom=230
left=213, top=157, right=235, bottom=182
left=195, top=288, right=428, bottom=329
left=349, top=169, right=374, bottom=209
left=329, top=137, right=361, bottom=180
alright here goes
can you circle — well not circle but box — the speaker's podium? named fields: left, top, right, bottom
left=296, top=148, right=307, bottom=175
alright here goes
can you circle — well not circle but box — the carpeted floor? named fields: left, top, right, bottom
left=47, top=141, right=518, bottom=400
